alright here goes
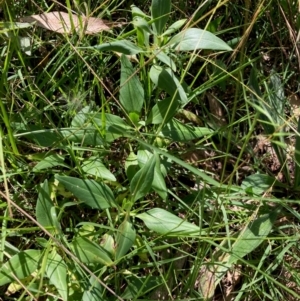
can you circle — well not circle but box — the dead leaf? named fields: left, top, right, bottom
left=19, top=11, right=121, bottom=35
left=196, top=265, right=216, bottom=299
left=176, top=109, right=203, bottom=126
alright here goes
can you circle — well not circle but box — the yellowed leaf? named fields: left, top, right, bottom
left=19, top=11, right=119, bottom=35
left=207, top=92, right=227, bottom=127
left=197, top=265, right=216, bottom=299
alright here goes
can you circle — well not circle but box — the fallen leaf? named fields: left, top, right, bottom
left=19, top=11, right=121, bottom=35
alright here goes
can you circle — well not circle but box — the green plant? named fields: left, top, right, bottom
left=1, top=0, right=300, bottom=300
left=0, top=1, right=234, bottom=299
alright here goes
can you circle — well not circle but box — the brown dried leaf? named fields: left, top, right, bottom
left=19, top=11, right=118, bottom=35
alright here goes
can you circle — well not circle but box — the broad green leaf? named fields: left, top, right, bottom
left=82, top=157, right=116, bottom=182
left=92, top=40, right=143, bottom=55
left=132, top=16, right=152, bottom=34
left=206, top=16, right=223, bottom=33
left=268, top=73, right=285, bottom=125
left=152, top=159, right=168, bottom=199
left=120, top=55, right=144, bottom=116
left=199, top=209, right=279, bottom=299
left=100, top=233, right=115, bottom=256
left=146, top=97, right=180, bottom=125
left=131, top=4, right=149, bottom=18
left=136, top=138, right=221, bottom=187
left=70, top=107, right=95, bottom=129
left=150, top=65, right=188, bottom=104
left=129, top=111, right=140, bottom=125
left=227, top=37, right=241, bottom=48
left=85, top=112, right=134, bottom=142
left=151, top=0, right=171, bottom=35
left=60, top=128, right=104, bottom=146
left=161, top=19, right=187, bottom=37
left=25, top=125, right=64, bottom=147
left=167, top=28, right=232, bottom=51
left=36, top=180, right=55, bottom=230
left=131, top=12, right=150, bottom=48
left=78, top=223, right=95, bottom=236
left=55, top=175, right=115, bottom=210
left=130, top=153, right=156, bottom=202
left=46, top=251, right=68, bottom=300
left=137, top=150, right=167, bottom=199
left=137, top=149, right=153, bottom=166
left=158, top=156, right=172, bottom=177
left=241, top=174, right=282, bottom=195
left=0, top=250, right=42, bottom=286
left=35, top=238, right=49, bottom=248
left=71, top=106, right=94, bottom=127
left=202, top=208, right=280, bottom=299
left=226, top=209, right=279, bottom=265
left=50, top=207, right=64, bottom=237
left=136, top=208, right=201, bottom=236
left=68, top=108, right=105, bottom=145
left=154, top=50, right=176, bottom=71
left=82, top=275, right=104, bottom=301
left=160, top=119, right=213, bottom=141
left=70, top=237, right=113, bottom=266
left=125, top=151, right=139, bottom=182
left=105, top=113, right=133, bottom=133
left=33, top=154, right=69, bottom=171
left=115, top=218, right=136, bottom=260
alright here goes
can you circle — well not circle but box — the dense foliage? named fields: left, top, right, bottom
left=0, top=0, right=299, bottom=300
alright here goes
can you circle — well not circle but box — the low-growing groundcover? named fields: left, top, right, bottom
left=0, top=0, right=300, bottom=300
